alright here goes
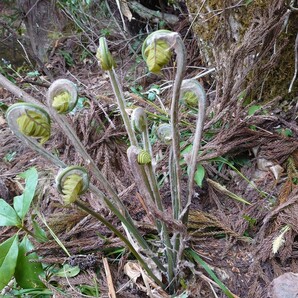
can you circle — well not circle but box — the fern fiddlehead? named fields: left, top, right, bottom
left=142, top=30, right=173, bottom=74
left=16, top=108, right=51, bottom=144
left=56, top=166, right=89, bottom=205
left=142, top=30, right=186, bottom=222
left=6, top=103, right=65, bottom=167
left=96, top=37, right=116, bottom=71
left=96, top=37, right=138, bottom=147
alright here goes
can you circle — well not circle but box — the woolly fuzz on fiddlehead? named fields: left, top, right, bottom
left=142, top=30, right=173, bottom=74
left=156, top=123, right=172, bottom=145
left=47, top=79, right=78, bottom=114
left=6, top=103, right=51, bottom=144
left=131, top=107, right=153, bottom=155
left=180, top=80, right=206, bottom=109
left=131, top=107, right=147, bottom=134
left=56, top=166, right=89, bottom=205
left=96, top=37, right=116, bottom=71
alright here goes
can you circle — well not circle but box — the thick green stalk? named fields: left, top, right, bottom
left=138, top=164, right=175, bottom=284
left=142, top=32, right=187, bottom=291
left=160, top=33, right=186, bottom=291
left=147, top=31, right=186, bottom=218
left=0, top=73, right=45, bottom=107
left=169, top=149, right=179, bottom=220
left=140, top=112, right=166, bottom=213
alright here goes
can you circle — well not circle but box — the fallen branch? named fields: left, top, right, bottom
left=128, top=1, right=179, bottom=24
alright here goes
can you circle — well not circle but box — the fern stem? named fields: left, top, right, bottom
left=169, top=34, right=187, bottom=218
left=108, top=69, right=138, bottom=146
left=180, top=80, right=206, bottom=223
left=74, top=199, right=165, bottom=289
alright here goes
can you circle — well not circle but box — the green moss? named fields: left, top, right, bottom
left=248, top=20, right=298, bottom=102
left=185, top=0, right=297, bottom=102
left=186, top=0, right=274, bottom=44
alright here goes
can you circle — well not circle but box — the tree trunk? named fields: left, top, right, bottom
left=18, top=0, right=67, bottom=63
left=185, top=0, right=298, bottom=126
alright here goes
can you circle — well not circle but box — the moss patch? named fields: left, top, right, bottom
left=185, top=0, right=298, bottom=102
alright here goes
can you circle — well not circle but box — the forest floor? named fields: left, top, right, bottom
left=1, top=4, right=298, bottom=298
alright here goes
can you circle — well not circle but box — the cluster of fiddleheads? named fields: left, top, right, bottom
left=4, top=29, right=207, bottom=295
left=96, top=30, right=206, bottom=292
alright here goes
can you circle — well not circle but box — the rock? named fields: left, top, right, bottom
left=268, top=272, right=298, bottom=298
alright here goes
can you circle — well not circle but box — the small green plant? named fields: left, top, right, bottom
left=0, top=167, right=47, bottom=291
left=3, top=151, right=16, bottom=163
left=59, top=50, right=74, bottom=67
left=185, top=249, right=235, bottom=298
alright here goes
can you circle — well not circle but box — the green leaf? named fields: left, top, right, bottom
left=61, top=174, right=83, bottom=205
left=180, top=144, right=193, bottom=165
left=143, top=38, right=172, bottom=74
left=15, top=236, right=45, bottom=289
left=248, top=105, right=261, bottom=116
left=0, top=101, right=9, bottom=111
left=147, top=92, right=156, bottom=101
left=0, top=235, right=19, bottom=291
left=185, top=248, right=235, bottom=298
left=3, top=151, right=16, bottom=162
left=73, top=97, right=88, bottom=111
left=54, top=264, right=80, bottom=277
left=276, top=128, right=293, bottom=137
left=238, top=90, right=247, bottom=101
left=8, top=288, right=52, bottom=296
left=245, top=0, right=253, bottom=5
left=13, top=167, right=38, bottom=220
left=180, top=144, right=193, bottom=155
left=32, top=218, right=49, bottom=243
left=0, top=199, right=21, bottom=227
left=194, top=164, right=205, bottom=187
left=26, top=71, right=39, bottom=77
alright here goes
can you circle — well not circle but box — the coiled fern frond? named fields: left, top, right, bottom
left=61, top=174, right=84, bottom=204
left=137, top=150, right=151, bottom=165
left=16, top=110, right=51, bottom=144
left=142, top=30, right=172, bottom=74
left=48, top=79, right=78, bottom=114
left=56, top=166, right=89, bottom=205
